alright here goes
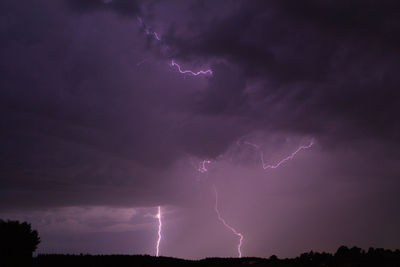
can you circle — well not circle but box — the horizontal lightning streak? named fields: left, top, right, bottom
left=171, top=60, right=213, bottom=76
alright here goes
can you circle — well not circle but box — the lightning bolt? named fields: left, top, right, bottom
left=137, top=17, right=213, bottom=77
left=137, top=17, right=161, bottom=41
left=261, top=140, right=314, bottom=170
left=198, top=160, right=211, bottom=173
left=195, top=139, right=314, bottom=257
left=155, top=206, right=162, bottom=257
left=196, top=160, right=243, bottom=257
left=137, top=16, right=314, bottom=258
left=149, top=30, right=161, bottom=41
left=170, top=60, right=213, bottom=76
left=213, top=185, right=243, bottom=258
left=240, top=139, right=314, bottom=170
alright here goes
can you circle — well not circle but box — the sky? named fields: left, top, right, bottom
left=1, top=0, right=400, bottom=259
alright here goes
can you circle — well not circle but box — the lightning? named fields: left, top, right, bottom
left=137, top=17, right=213, bottom=77
left=137, top=16, right=314, bottom=258
left=260, top=140, right=314, bottom=170
left=149, top=30, right=161, bottom=41
left=137, top=17, right=161, bottom=41
left=170, top=60, right=213, bottom=76
left=136, top=16, right=214, bottom=258
left=195, top=160, right=244, bottom=257
left=240, top=139, right=314, bottom=170
left=195, top=139, right=314, bottom=257
left=155, top=206, right=162, bottom=257
left=198, top=160, right=211, bottom=173
left=213, top=185, right=243, bottom=258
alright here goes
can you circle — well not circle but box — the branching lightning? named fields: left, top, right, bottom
left=156, top=206, right=162, bottom=257
left=213, top=185, right=243, bottom=258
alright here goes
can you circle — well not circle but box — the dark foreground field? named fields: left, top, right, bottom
left=32, top=247, right=400, bottom=267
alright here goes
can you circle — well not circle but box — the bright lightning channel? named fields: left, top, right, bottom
left=170, top=60, right=213, bottom=76
left=155, top=206, right=162, bottom=257
left=260, top=140, right=314, bottom=170
left=198, top=160, right=211, bottom=173
left=196, top=160, right=243, bottom=257
left=213, top=185, right=243, bottom=258
left=137, top=17, right=213, bottom=77
left=198, top=139, right=314, bottom=257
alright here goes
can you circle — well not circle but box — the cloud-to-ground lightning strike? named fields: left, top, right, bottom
left=138, top=16, right=312, bottom=258
left=137, top=16, right=213, bottom=257
left=195, top=139, right=314, bottom=257
left=156, top=206, right=162, bottom=257
left=213, top=185, right=243, bottom=258
left=170, top=60, right=213, bottom=76
left=196, top=160, right=243, bottom=257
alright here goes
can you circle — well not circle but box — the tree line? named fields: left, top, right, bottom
left=1, top=219, right=400, bottom=267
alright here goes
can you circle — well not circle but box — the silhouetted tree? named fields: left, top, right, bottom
left=335, top=245, right=364, bottom=262
left=269, top=254, right=278, bottom=261
left=0, top=219, right=40, bottom=267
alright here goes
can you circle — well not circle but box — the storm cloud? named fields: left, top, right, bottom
left=0, top=0, right=399, bottom=258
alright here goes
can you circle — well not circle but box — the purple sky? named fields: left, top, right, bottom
left=1, top=0, right=400, bottom=259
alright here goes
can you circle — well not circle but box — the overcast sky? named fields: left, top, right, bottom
left=1, top=0, right=400, bottom=259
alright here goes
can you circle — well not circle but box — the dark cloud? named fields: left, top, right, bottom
left=65, top=0, right=141, bottom=17
left=284, top=0, right=400, bottom=49
left=164, top=0, right=400, bottom=147
left=65, top=0, right=140, bottom=17
left=195, top=63, right=248, bottom=115
left=1, top=0, right=399, bottom=205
